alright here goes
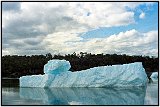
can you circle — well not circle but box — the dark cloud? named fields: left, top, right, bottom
left=2, top=2, right=21, bottom=11
left=2, top=3, right=73, bottom=55
left=11, top=49, right=48, bottom=56
left=3, top=18, right=47, bottom=39
left=2, top=32, right=14, bottom=49
left=23, top=37, right=44, bottom=45
left=2, top=44, right=10, bottom=49
left=16, top=42, right=48, bottom=55
left=2, top=2, right=158, bottom=56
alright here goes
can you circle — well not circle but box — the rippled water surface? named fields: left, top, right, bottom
left=2, top=83, right=158, bottom=105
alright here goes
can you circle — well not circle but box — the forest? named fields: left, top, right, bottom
left=2, top=52, right=159, bottom=78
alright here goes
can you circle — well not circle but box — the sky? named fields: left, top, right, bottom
left=2, top=2, right=158, bottom=57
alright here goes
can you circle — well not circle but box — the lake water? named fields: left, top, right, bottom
left=2, top=83, right=158, bottom=105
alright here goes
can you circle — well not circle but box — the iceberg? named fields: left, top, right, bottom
left=150, top=72, right=158, bottom=82
left=44, top=59, right=71, bottom=74
left=20, top=60, right=148, bottom=87
left=20, top=74, right=55, bottom=87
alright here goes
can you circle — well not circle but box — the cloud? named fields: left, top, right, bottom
left=42, top=29, right=158, bottom=56
left=121, top=2, right=154, bottom=10
left=2, top=2, right=137, bottom=35
left=2, top=2, right=157, bottom=56
left=2, top=2, right=21, bottom=11
left=2, top=49, right=10, bottom=56
left=139, top=12, right=145, bottom=19
left=66, top=2, right=135, bottom=28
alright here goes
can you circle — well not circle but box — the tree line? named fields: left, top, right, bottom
left=2, top=52, right=158, bottom=78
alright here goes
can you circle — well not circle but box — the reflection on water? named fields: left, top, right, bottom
left=20, top=87, right=146, bottom=105
left=3, top=86, right=148, bottom=105
left=2, top=88, right=44, bottom=105
left=3, top=87, right=145, bottom=105
left=144, top=83, right=158, bottom=105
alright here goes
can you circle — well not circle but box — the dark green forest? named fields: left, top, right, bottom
left=2, top=52, right=158, bottom=78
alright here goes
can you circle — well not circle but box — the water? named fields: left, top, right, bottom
left=2, top=83, right=158, bottom=105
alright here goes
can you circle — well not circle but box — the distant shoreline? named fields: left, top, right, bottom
left=2, top=78, right=19, bottom=79
left=2, top=78, right=19, bottom=87
left=2, top=53, right=158, bottom=79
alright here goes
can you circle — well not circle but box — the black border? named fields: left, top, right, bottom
left=1, top=0, right=159, bottom=106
